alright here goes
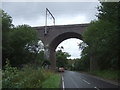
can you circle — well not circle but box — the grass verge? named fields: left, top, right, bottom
left=42, top=74, right=61, bottom=88
left=87, top=70, right=119, bottom=82
left=2, top=63, right=61, bottom=88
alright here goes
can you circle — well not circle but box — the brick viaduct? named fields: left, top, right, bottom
left=33, top=24, right=97, bottom=70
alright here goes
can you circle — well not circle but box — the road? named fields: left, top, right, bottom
left=62, top=70, right=119, bottom=90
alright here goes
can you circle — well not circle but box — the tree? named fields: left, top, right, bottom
left=56, top=50, right=70, bottom=68
left=2, top=9, right=14, bottom=66
left=8, top=25, right=39, bottom=66
left=2, top=10, right=44, bottom=67
left=79, top=2, right=119, bottom=70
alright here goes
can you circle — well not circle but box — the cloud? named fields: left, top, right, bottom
left=2, top=2, right=100, bottom=26
left=56, top=38, right=83, bottom=59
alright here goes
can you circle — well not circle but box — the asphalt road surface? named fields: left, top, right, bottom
left=62, top=70, right=119, bottom=90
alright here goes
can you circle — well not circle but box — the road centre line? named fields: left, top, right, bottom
left=82, top=79, right=91, bottom=84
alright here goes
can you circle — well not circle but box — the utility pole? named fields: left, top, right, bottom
left=45, top=8, right=55, bottom=35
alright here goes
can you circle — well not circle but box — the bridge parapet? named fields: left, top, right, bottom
left=33, top=23, right=89, bottom=30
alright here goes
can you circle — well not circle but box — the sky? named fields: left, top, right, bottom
left=2, top=2, right=100, bottom=59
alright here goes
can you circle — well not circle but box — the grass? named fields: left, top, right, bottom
left=2, top=63, right=61, bottom=88
left=42, top=74, right=61, bottom=88
left=87, top=70, right=119, bottom=82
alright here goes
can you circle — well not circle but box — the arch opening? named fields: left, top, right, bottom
left=56, top=38, right=83, bottom=59
left=48, top=32, right=83, bottom=69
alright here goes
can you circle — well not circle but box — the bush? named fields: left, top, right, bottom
left=88, top=69, right=119, bottom=81
left=2, top=60, right=61, bottom=88
left=2, top=60, right=45, bottom=88
left=2, top=59, right=20, bottom=88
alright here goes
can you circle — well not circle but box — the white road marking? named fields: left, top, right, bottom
left=62, top=76, right=65, bottom=90
left=82, top=79, right=91, bottom=84
left=94, top=86, right=100, bottom=90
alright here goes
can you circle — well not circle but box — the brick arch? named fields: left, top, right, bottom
left=49, top=32, right=82, bottom=50
left=33, top=24, right=89, bottom=69
left=48, top=32, right=82, bottom=69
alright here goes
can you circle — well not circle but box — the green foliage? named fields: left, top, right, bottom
left=7, top=25, right=38, bottom=66
left=97, top=2, right=119, bottom=25
left=42, top=74, right=61, bottom=88
left=88, top=70, right=119, bottom=82
left=2, top=59, right=20, bottom=88
left=2, top=60, right=60, bottom=88
left=2, top=65, right=44, bottom=88
left=2, top=9, right=14, bottom=66
left=2, top=9, right=13, bottom=31
left=79, top=59, right=89, bottom=71
left=2, top=9, right=44, bottom=67
left=79, top=2, right=119, bottom=70
left=67, top=59, right=76, bottom=70
left=16, top=66, right=45, bottom=88
left=32, top=50, right=51, bottom=68
left=72, top=59, right=80, bottom=71
left=56, top=50, right=70, bottom=68
left=71, top=58, right=90, bottom=71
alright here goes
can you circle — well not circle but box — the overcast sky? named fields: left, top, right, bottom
left=2, top=2, right=100, bottom=59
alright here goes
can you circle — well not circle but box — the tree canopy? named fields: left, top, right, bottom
left=79, top=2, right=119, bottom=70
left=56, top=49, right=70, bottom=68
left=2, top=10, right=44, bottom=67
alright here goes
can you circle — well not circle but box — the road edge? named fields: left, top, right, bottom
left=62, top=76, right=65, bottom=89
left=77, top=71, right=120, bottom=86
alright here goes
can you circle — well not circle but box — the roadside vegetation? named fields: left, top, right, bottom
left=78, top=2, right=119, bottom=71
left=88, top=70, right=119, bottom=82
left=1, top=1, right=119, bottom=88
left=42, top=74, right=61, bottom=88
left=56, top=46, right=71, bottom=69
left=1, top=9, right=60, bottom=88
left=2, top=9, right=50, bottom=67
left=53, top=2, right=119, bottom=82
left=2, top=60, right=61, bottom=88
left=66, top=2, right=119, bottom=82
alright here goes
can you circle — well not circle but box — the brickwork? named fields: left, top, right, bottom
left=33, top=24, right=89, bottom=69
